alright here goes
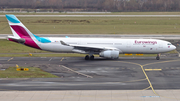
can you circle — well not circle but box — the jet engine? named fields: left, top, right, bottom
left=99, top=50, right=119, bottom=59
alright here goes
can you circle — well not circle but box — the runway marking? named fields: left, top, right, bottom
left=145, top=69, right=162, bottom=71
left=115, top=61, right=158, bottom=95
left=61, top=65, right=93, bottom=78
left=142, top=59, right=180, bottom=100
left=143, top=86, right=151, bottom=90
left=7, top=57, right=13, bottom=62
left=142, top=59, right=180, bottom=67
left=49, top=58, right=52, bottom=61
left=60, top=57, right=64, bottom=61
left=139, top=65, right=158, bottom=96
left=116, top=59, right=180, bottom=100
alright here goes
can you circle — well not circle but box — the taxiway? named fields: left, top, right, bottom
left=0, top=56, right=180, bottom=91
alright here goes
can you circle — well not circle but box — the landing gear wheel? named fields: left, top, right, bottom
left=156, top=54, right=160, bottom=60
left=85, top=55, right=89, bottom=60
left=90, top=55, right=94, bottom=60
left=156, top=56, right=160, bottom=60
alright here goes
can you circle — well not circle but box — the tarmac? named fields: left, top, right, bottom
left=0, top=56, right=180, bottom=101
left=1, top=14, right=180, bottom=100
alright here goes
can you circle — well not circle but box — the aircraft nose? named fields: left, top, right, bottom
left=172, top=45, right=176, bottom=50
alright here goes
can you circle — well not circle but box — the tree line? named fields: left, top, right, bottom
left=0, top=0, right=180, bottom=12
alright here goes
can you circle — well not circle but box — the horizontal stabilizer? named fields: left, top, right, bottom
left=7, top=36, right=25, bottom=44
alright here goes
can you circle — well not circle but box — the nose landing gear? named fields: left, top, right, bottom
left=156, top=54, right=160, bottom=60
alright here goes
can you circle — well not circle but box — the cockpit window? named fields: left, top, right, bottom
left=167, top=43, right=172, bottom=45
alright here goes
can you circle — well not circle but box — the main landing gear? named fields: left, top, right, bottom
left=156, top=54, right=160, bottom=60
left=85, top=55, right=94, bottom=60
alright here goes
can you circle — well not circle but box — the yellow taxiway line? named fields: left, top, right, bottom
left=116, top=59, right=180, bottom=96
left=61, top=65, right=93, bottom=78
left=116, top=61, right=158, bottom=95
left=7, top=57, right=13, bottom=61
left=140, top=65, right=158, bottom=95
left=60, top=57, right=64, bottom=61
left=145, top=69, right=162, bottom=71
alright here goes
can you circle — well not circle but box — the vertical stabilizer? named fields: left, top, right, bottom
left=6, top=15, right=34, bottom=38
left=6, top=15, right=41, bottom=49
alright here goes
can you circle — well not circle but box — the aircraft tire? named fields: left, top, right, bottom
left=90, top=55, right=94, bottom=60
left=85, top=55, right=89, bottom=60
left=156, top=56, right=160, bottom=60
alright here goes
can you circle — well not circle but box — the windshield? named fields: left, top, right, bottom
left=167, top=43, right=172, bottom=45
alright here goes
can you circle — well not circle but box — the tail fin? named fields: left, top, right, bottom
left=6, top=15, right=42, bottom=49
left=6, top=15, right=34, bottom=38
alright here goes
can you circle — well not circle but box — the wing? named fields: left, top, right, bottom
left=60, top=41, right=119, bottom=54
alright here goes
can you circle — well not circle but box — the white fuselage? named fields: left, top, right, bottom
left=5, top=14, right=177, bottom=60
left=36, top=37, right=176, bottom=54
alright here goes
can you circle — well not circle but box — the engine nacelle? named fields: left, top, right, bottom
left=99, top=50, right=119, bottom=59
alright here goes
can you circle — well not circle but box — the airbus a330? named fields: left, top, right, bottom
left=6, top=15, right=176, bottom=60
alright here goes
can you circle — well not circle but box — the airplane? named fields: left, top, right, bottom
left=5, top=15, right=176, bottom=60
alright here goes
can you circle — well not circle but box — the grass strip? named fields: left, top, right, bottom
left=0, top=67, right=58, bottom=78
left=0, top=16, right=180, bottom=34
